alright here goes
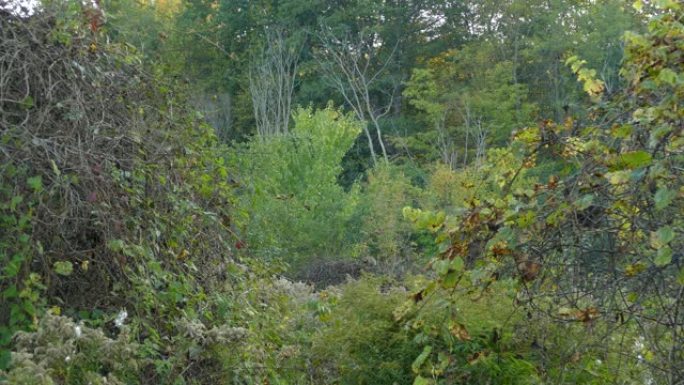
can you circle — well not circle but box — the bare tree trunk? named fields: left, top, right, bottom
left=474, top=118, right=487, bottom=165
left=315, top=26, right=397, bottom=165
left=435, top=110, right=457, bottom=169
left=463, top=100, right=471, bottom=167
left=249, top=27, right=301, bottom=138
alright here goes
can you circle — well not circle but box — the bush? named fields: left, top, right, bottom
left=1, top=314, right=140, bottom=385
left=310, top=276, right=419, bottom=385
left=230, top=106, right=362, bottom=267
left=355, top=165, right=419, bottom=272
left=0, top=5, right=307, bottom=384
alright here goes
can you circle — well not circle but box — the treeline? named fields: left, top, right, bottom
left=99, top=0, right=647, bottom=267
left=106, top=0, right=639, bottom=166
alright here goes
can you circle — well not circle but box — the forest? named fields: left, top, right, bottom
left=0, top=0, right=682, bottom=384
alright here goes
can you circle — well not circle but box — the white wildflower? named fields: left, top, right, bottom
left=74, top=324, right=82, bottom=338
left=114, top=309, right=128, bottom=328
left=65, top=355, right=71, bottom=362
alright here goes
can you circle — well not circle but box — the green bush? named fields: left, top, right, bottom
left=310, top=276, right=420, bottom=385
left=230, top=106, right=362, bottom=267
left=354, top=165, right=419, bottom=271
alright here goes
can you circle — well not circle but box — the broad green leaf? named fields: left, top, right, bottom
left=611, top=124, right=633, bottom=139
left=654, top=247, right=672, bottom=266
left=2, top=285, right=18, bottom=299
left=413, top=376, right=431, bottom=385
left=10, top=195, right=23, bottom=211
left=658, top=68, right=678, bottom=85
left=450, top=257, right=464, bottom=272
left=3, top=255, right=22, bottom=278
left=677, top=267, right=684, bottom=286
left=614, top=151, right=652, bottom=170
left=442, top=269, right=459, bottom=288
left=107, top=239, right=125, bottom=252
left=433, top=260, right=449, bottom=275
left=517, top=210, right=535, bottom=228
left=654, top=188, right=676, bottom=210
left=650, top=226, right=675, bottom=249
left=412, top=346, right=432, bottom=374
left=437, top=240, right=451, bottom=254
left=53, top=261, right=73, bottom=276
left=627, top=292, right=639, bottom=303
left=576, top=194, right=594, bottom=210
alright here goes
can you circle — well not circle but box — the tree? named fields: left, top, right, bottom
left=315, top=26, right=397, bottom=165
left=404, top=44, right=535, bottom=168
left=230, top=106, right=362, bottom=266
left=249, top=26, right=302, bottom=137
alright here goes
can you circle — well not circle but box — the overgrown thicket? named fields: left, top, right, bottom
left=0, top=0, right=235, bottom=331
left=401, top=3, right=684, bottom=384
left=0, top=4, right=312, bottom=384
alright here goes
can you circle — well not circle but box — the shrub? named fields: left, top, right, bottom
left=1, top=314, right=140, bottom=385
left=0, top=5, right=300, bottom=384
left=310, top=276, right=419, bottom=385
left=229, top=106, right=362, bottom=267
left=355, top=165, right=419, bottom=272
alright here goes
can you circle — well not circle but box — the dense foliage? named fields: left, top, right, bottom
left=1, top=0, right=682, bottom=385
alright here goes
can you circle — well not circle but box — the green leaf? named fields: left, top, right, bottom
left=516, top=210, right=535, bottom=228
left=50, top=159, right=61, bottom=177
left=2, top=285, right=18, bottom=299
left=615, top=151, right=652, bottom=170
left=654, top=188, right=676, bottom=210
left=53, top=261, right=73, bottom=276
left=677, top=267, right=684, bottom=286
left=576, top=194, right=594, bottom=210
left=10, top=195, right=23, bottom=211
left=658, top=0, right=681, bottom=10
left=450, top=257, right=464, bottom=272
left=107, top=239, right=125, bottom=252
left=442, top=269, right=460, bottom=289
left=654, top=247, right=672, bottom=267
left=611, top=125, right=633, bottom=139
left=658, top=68, right=678, bottom=85
left=26, top=176, right=42, bottom=191
left=3, top=255, right=23, bottom=278
left=650, top=226, right=675, bottom=249
left=626, top=292, right=639, bottom=303
left=20, top=96, right=34, bottom=110
left=433, top=260, right=449, bottom=276
left=412, top=346, right=432, bottom=374
left=437, top=240, right=451, bottom=254
left=413, top=376, right=431, bottom=385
